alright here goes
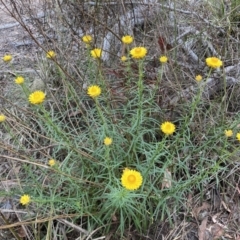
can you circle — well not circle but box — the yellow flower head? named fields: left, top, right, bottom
left=195, top=75, right=203, bottom=82
left=3, top=54, right=12, bottom=62
left=225, top=130, right=233, bottom=137
left=46, top=50, right=56, bottom=59
left=121, top=168, right=143, bottom=190
left=161, top=121, right=176, bottom=135
left=236, top=133, right=240, bottom=141
left=82, top=35, right=92, bottom=44
left=91, top=48, right=102, bottom=59
left=206, top=57, right=223, bottom=68
left=48, top=159, right=56, bottom=167
left=20, top=194, right=31, bottom=205
left=87, top=85, right=101, bottom=98
left=104, top=137, right=112, bottom=146
left=15, top=76, right=25, bottom=85
left=29, top=91, right=46, bottom=104
left=159, top=56, right=168, bottom=63
left=0, top=114, right=6, bottom=122
left=121, top=56, right=127, bottom=62
left=122, top=35, right=133, bottom=44
left=130, top=47, right=147, bottom=59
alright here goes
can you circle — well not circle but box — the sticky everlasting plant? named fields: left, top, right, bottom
left=236, top=133, right=240, bottom=141
left=130, top=47, right=147, bottom=59
left=15, top=76, right=25, bottom=84
left=48, top=159, right=56, bottom=167
left=29, top=91, right=46, bottom=104
left=82, top=35, right=92, bottom=44
left=195, top=75, right=202, bottom=81
left=159, top=55, right=168, bottom=63
left=122, top=35, right=133, bottom=44
left=225, top=130, right=233, bottom=137
left=20, top=194, right=31, bottom=205
left=121, top=56, right=127, bottom=62
left=205, top=57, right=223, bottom=68
left=46, top=50, right=56, bottom=59
left=87, top=85, right=101, bottom=98
left=3, top=54, right=12, bottom=62
left=104, top=137, right=113, bottom=146
left=3, top=26, right=239, bottom=239
left=121, top=168, right=143, bottom=190
left=161, top=121, right=176, bottom=135
left=0, top=114, right=6, bottom=122
left=90, top=48, right=102, bottom=59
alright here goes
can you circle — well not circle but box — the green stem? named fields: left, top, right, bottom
left=189, top=69, right=212, bottom=123
left=135, top=60, right=144, bottom=130
left=95, top=99, right=108, bottom=133
left=104, top=146, right=112, bottom=180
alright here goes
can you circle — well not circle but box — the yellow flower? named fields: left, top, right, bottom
left=121, top=168, right=143, bottom=190
left=15, top=76, right=25, bottom=85
left=0, top=114, right=6, bottom=122
left=121, top=56, right=127, bottom=62
left=206, top=57, right=223, bottom=68
left=91, top=48, right=102, bottom=59
left=104, top=137, right=112, bottom=146
left=122, top=35, right=133, bottom=44
left=46, top=50, right=56, bottom=59
left=130, top=47, right=147, bottom=59
left=87, top=85, right=101, bottom=98
left=160, top=121, right=176, bottom=135
left=195, top=75, right=202, bottom=82
left=225, top=130, right=233, bottom=137
left=159, top=56, right=168, bottom=63
left=3, top=54, right=12, bottom=62
left=20, top=194, right=31, bottom=205
left=48, top=159, right=56, bottom=167
left=29, top=91, right=46, bottom=104
left=82, top=35, right=92, bottom=44
left=236, top=133, right=240, bottom=141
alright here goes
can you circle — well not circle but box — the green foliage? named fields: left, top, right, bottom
left=1, top=33, right=240, bottom=239
left=0, top=1, right=240, bottom=232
